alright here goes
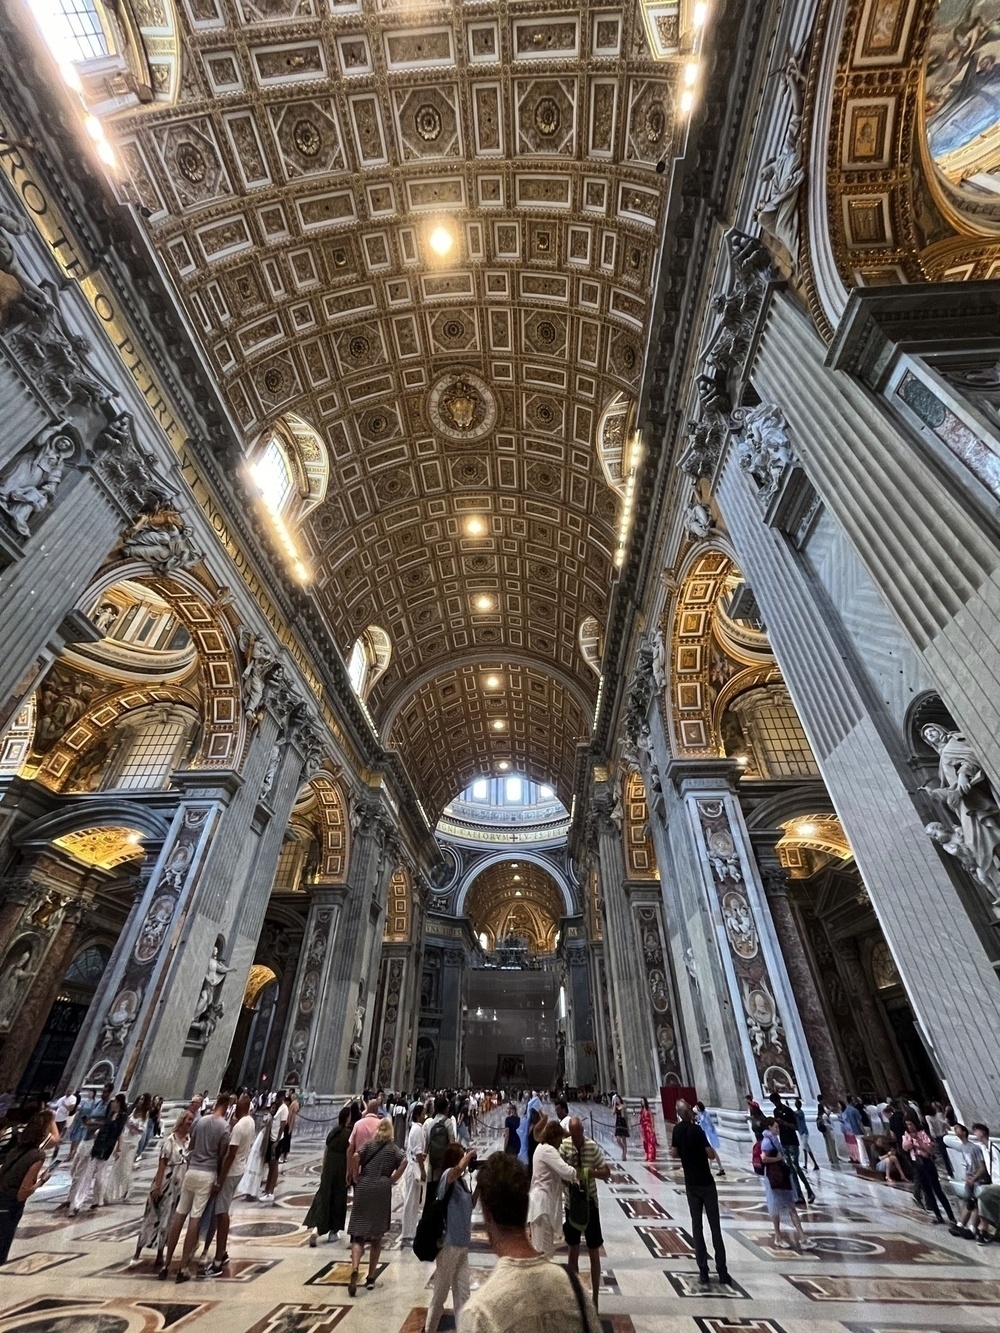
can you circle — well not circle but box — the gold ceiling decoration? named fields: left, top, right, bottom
left=242, top=963, right=278, bottom=1009
left=53, top=824, right=146, bottom=870
left=777, top=813, right=853, bottom=877
left=107, top=0, right=684, bottom=813
left=465, top=859, right=565, bottom=953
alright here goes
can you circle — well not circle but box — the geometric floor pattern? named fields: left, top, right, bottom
left=4, top=1103, right=1000, bottom=1333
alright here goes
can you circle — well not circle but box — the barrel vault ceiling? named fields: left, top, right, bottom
left=109, top=0, right=685, bottom=818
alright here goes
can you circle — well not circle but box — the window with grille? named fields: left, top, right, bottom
left=53, top=0, right=112, bottom=62
left=733, top=687, right=818, bottom=779
left=108, top=719, right=186, bottom=791
left=253, top=436, right=296, bottom=517
left=273, top=838, right=306, bottom=892
left=348, top=637, right=369, bottom=696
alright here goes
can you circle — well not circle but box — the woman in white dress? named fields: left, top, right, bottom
left=129, top=1110, right=192, bottom=1269
left=105, top=1095, right=150, bottom=1204
left=527, top=1116, right=578, bottom=1257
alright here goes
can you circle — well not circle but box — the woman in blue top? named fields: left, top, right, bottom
left=425, top=1143, right=477, bottom=1333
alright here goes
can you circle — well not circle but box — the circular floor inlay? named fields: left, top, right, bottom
left=231, top=1220, right=301, bottom=1237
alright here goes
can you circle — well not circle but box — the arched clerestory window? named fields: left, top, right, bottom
left=248, top=415, right=329, bottom=584
left=347, top=626, right=391, bottom=702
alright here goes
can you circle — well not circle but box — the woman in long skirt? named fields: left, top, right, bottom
left=305, top=1106, right=352, bottom=1246
left=346, top=1118, right=406, bottom=1296
left=129, top=1110, right=192, bottom=1268
left=638, top=1097, right=658, bottom=1163
left=106, top=1095, right=150, bottom=1203
left=695, top=1101, right=726, bottom=1177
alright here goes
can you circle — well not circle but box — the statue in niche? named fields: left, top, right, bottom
left=735, top=403, right=796, bottom=496
left=684, top=500, right=714, bottom=541
left=755, top=44, right=806, bottom=265
left=190, top=1000, right=224, bottom=1042
left=0, top=426, right=77, bottom=538
left=0, top=943, right=34, bottom=1033
left=349, top=979, right=366, bottom=1063
left=92, top=602, right=121, bottom=634
left=239, top=629, right=282, bottom=726
left=651, top=628, right=667, bottom=693
left=259, top=744, right=280, bottom=801
left=122, top=506, right=202, bottom=573
left=922, top=723, right=1000, bottom=909
left=609, top=780, right=624, bottom=831
left=194, top=944, right=233, bottom=1021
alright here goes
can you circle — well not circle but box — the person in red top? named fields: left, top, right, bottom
left=347, top=1099, right=381, bottom=1184
left=901, top=1117, right=956, bottom=1225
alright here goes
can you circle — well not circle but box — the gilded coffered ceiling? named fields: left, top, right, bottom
left=107, top=0, right=685, bottom=816
left=465, top=859, right=565, bottom=952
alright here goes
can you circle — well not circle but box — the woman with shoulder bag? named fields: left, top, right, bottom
left=759, top=1116, right=812, bottom=1252
left=0, top=1111, right=56, bottom=1264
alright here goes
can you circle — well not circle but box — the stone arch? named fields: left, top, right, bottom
left=455, top=849, right=576, bottom=917
left=664, top=542, right=774, bottom=757
left=296, top=770, right=350, bottom=883
left=14, top=800, right=172, bottom=851
left=76, top=562, right=246, bottom=770
left=31, top=685, right=201, bottom=793
left=463, top=859, right=566, bottom=953
left=804, top=0, right=1000, bottom=334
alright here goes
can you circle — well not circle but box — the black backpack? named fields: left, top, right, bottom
left=413, top=1181, right=453, bottom=1261
left=427, top=1120, right=450, bottom=1180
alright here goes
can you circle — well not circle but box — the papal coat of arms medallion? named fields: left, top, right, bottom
left=428, top=371, right=498, bottom=441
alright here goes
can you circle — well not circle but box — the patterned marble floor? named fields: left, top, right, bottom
left=4, top=1110, right=999, bottom=1333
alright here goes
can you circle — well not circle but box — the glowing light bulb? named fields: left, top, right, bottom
left=84, top=115, right=103, bottom=142
left=684, top=62, right=699, bottom=86
left=475, top=595, right=493, bottom=611
left=466, top=517, right=485, bottom=535
left=511, top=864, right=519, bottom=869
left=798, top=822, right=816, bottom=837
left=96, top=140, right=117, bottom=169
left=492, top=720, right=506, bottom=731
left=486, top=675, right=500, bottom=688
left=680, top=90, right=695, bottom=114
left=429, top=226, right=453, bottom=256
left=497, top=761, right=510, bottom=771
left=513, top=875, right=521, bottom=882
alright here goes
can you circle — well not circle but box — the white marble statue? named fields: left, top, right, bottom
left=349, top=979, right=366, bottom=1061
left=260, top=744, right=280, bottom=800
left=684, top=501, right=714, bottom=540
left=194, top=944, right=233, bottom=1022
left=122, top=509, right=202, bottom=572
left=0, top=945, right=33, bottom=1033
left=922, top=724, right=1000, bottom=908
left=651, top=627, right=667, bottom=693
left=92, top=601, right=121, bottom=633
left=0, top=428, right=76, bottom=537
left=755, top=45, right=806, bottom=263
left=736, top=402, right=796, bottom=495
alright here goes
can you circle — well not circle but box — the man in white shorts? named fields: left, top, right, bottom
left=206, top=1091, right=256, bottom=1276
left=161, top=1094, right=231, bottom=1281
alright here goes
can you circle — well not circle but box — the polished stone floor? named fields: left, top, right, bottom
left=4, top=1106, right=999, bottom=1333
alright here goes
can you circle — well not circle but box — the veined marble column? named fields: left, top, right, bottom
left=593, top=786, right=661, bottom=1098
left=307, top=797, right=395, bottom=1093
left=666, top=760, right=819, bottom=1103
left=436, top=941, right=468, bottom=1088
left=750, top=833, right=845, bottom=1102
left=280, top=884, right=347, bottom=1092
left=366, top=944, right=412, bottom=1091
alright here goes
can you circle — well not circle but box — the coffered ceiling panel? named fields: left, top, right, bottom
left=110, top=0, right=683, bottom=816
left=465, top=860, right=566, bottom=952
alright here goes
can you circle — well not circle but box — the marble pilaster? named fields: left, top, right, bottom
left=665, top=760, right=819, bottom=1103
left=716, top=421, right=1000, bottom=1122
left=280, top=883, right=347, bottom=1093
left=751, top=833, right=845, bottom=1102
left=306, top=797, right=395, bottom=1093
left=593, top=788, right=661, bottom=1098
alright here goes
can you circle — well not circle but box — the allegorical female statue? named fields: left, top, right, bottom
left=922, top=723, right=1000, bottom=909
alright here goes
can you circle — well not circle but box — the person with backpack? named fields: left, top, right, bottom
left=423, top=1143, right=477, bottom=1333
left=0, top=1110, right=55, bottom=1264
left=346, top=1116, right=406, bottom=1295
left=559, top=1116, right=610, bottom=1309
left=424, top=1096, right=455, bottom=1198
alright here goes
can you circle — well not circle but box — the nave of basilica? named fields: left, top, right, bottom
left=2, top=0, right=1000, bottom=1327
